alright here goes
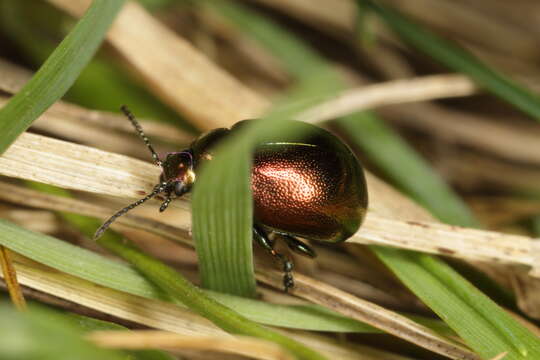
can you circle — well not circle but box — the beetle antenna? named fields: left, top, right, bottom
left=94, top=183, right=165, bottom=240
left=120, top=105, right=162, bottom=167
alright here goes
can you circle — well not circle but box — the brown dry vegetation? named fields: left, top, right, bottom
left=1, top=1, right=540, bottom=359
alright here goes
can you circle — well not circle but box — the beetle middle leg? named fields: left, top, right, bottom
left=277, top=233, right=317, bottom=259
left=253, top=224, right=294, bottom=292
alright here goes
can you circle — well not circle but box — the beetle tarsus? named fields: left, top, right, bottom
left=283, top=273, right=294, bottom=292
left=280, top=256, right=295, bottom=292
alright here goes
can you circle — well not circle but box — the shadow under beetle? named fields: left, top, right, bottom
left=95, top=106, right=368, bottom=292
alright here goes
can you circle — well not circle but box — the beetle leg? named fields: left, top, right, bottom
left=280, top=235, right=317, bottom=258
left=159, top=195, right=172, bottom=212
left=252, top=224, right=274, bottom=250
left=253, top=225, right=295, bottom=292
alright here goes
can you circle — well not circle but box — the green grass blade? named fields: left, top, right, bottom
left=0, top=302, right=126, bottom=360
left=0, top=0, right=125, bottom=154
left=136, top=0, right=178, bottom=11
left=0, top=218, right=378, bottom=334
left=361, top=0, right=540, bottom=121
left=372, top=247, right=540, bottom=359
left=33, top=304, right=174, bottom=360
left=192, top=139, right=256, bottom=296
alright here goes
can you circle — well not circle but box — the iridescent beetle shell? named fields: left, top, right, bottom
left=188, top=120, right=368, bottom=243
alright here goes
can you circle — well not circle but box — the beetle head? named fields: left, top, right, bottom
left=159, top=151, right=196, bottom=198
left=94, top=106, right=197, bottom=240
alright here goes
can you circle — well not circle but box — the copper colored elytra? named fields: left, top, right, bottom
left=95, top=106, right=368, bottom=291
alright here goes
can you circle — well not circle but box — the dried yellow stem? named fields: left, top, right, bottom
left=0, top=246, right=27, bottom=311
left=297, top=74, right=478, bottom=123
left=87, top=330, right=294, bottom=360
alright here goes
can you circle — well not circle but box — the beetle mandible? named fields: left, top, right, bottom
left=94, top=106, right=368, bottom=292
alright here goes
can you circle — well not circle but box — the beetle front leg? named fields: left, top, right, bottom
left=253, top=225, right=295, bottom=292
left=159, top=196, right=172, bottom=212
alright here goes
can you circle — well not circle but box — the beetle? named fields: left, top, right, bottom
left=95, top=106, right=368, bottom=291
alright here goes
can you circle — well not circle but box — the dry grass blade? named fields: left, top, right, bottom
left=30, top=100, right=193, bottom=146
left=383, top=0, right=537, bottom=60
left=256, top=269, right=477, bottom=360
left=0, top=59, right=193, bottom=145
left=382, top=103, right=540, bottom=166
left=3, top=260, right=395, bottom=360
left=443, top=151, right=540, bottom=191
left=489, top=352, right=508, bottom=360
left=297, top=74, right=478, bottom=123
left=0, top=209, right=59, bottom=234
left=250, top=0, right=355, bottom=34
left=0, top=97, right=160, bottom=159
left=2, top=133, right=539, bottom=276
left=315, top=271, right=418, bottom=311
left=282, top=331, right=413, bottom=360
left=0, top=182, right=192, bottom=247
left=201, top=9, right=291, bottom=86
left=511, top=273, right=540, bottom=320
left=354, top=214, right=534, bottom=269
left=87, top=330, right=295, bottom=360
left=1, top=132, right=160, bottom=199
left=0, top=246, right=27, bottom=311
left=5, top=259, right=225, bottom=336
left=469, top=197, right=540, bottom=229
left=48, top=0, right=269, bottom=130
left=0, top=58, right=29, bottom=94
